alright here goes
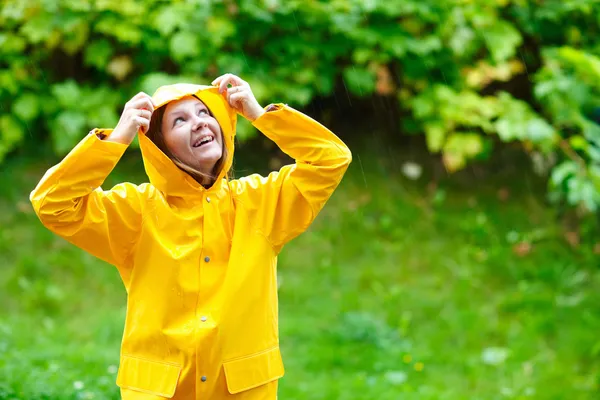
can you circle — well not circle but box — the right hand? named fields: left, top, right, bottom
left=108, top=92, right=155, bottom=145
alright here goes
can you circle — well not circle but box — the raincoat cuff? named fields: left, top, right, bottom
left=265, top=103, right=285, bottom=112
left=90, top=128, right=114, bottom=141
left=252, top=103, right=286, bottom=126
left=87, top=128, right=129, bottom=153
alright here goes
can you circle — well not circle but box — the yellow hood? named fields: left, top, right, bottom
left=139, top=83, right=237, bottom=197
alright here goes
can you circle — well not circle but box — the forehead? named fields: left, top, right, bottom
left=164, top=96, right=207, bottom=115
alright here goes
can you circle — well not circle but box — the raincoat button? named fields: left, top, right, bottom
left=204, top=256, right=210, bottom=263
left=201, top=316, right=207, bottom=322
left=201, top=376, right=207, bottom=382
left=206, top=197, right=211, bottom=203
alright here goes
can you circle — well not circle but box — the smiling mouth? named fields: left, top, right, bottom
left=193, top=135, right=214, bottom=148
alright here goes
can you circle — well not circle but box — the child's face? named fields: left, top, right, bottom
left=161, top=96, right=224, bottom=174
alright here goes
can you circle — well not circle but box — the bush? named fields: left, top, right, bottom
left=1, top=0, right=599, bottom=214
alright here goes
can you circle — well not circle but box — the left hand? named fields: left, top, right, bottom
left=211, top=73, right=265, bottom=121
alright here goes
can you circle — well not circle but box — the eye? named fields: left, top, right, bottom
left=198, top=108, right=209, bottom=116
left=174, top=117, right=184, bottom=126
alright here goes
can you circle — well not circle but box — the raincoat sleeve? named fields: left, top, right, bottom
left=234, top=104, right=352, bottom=251
left=30, top=129, right=143, bottom=268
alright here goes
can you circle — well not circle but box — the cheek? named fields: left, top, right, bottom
left=214, top=127, right=224, bottom=145
left=164, top=128, right=188, bottom=154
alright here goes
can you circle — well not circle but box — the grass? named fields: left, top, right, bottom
left=0, top=137, right=599, bottom=399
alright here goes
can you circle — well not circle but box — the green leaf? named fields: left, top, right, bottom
left=216, top=53, right=248, bottom=75
left=582, top=120, right=600, bottom=147
left=0, top=33, right=27, bottom=54
left=443, top=132, right=484, bottom=158
left=0, top=114, right=25, bottom=147
left=206, top=16, right=236, bottom=48
left=87, top=105, right=119, bottom=130
left=285, top=85, right=313, bottom=106
left=580, top=180, right=599, bottom=212
left=342, top=67, right=375, bottom=96
left=138, top=73, right=199, bottom=95
left=170, top=31, right=200, bottom=61
left=353, top=48, right=373, bottom=64
left=61, top=19, right=90, bottom=54
left=84, top=40, right=114, bottom=70
left=424, top=122, right=446, bottom=152
left=50, top=111, right=87, bottom=155
left=449, top=26, right=476, bottom=57
left=569, top=135, right=588, bottom=152
left=550, top=161, right=578, bottom=186
left=51, top=81, right=81, bottom=109
left=20, top=15, right=55, bottom=44
left=152, top=5, right=184, bottom=36
left=565, top=175, right=599, bottom=212
left=412, top=93, right=436, bottom=119
left=95, top=16, right=142, bottom=44
left=483, top=20, right=522, bottom=63
left=12, top=93, right=40, bottom=122
left=315, top=73, right=335, bottom=95
left=407, top=36, right=442, bottom=56
left=0, top=70, right=20, bottom=95
left=526, top=118, right=556, bottom=143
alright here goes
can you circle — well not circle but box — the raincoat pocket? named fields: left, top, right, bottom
left=116, top=355, right=182, bottom=398
left=223, top=346, right=284, bottom=394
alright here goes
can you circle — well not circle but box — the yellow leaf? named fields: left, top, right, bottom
left=107, top=56, right=133, bottom=81
left=443, top=152, right=466, bottom=172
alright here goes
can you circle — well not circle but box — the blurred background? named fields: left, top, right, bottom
left=1, top=0, right=599, bottom=398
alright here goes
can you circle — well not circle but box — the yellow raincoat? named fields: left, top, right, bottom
left=30, top=84, right=351, bottom=399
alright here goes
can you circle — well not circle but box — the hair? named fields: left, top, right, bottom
left=145, top=100, right=229, bottom=188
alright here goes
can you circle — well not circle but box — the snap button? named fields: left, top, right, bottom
left=201, top=316, right=207, bottom=322
left=201, top=376, right=207, bottom=382
left=204, top=256, right=210, bottom=263
left=206, top=197, right=211, bottom=203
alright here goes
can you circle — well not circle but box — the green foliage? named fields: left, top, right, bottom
left=1, top=0, right=600, bottom=212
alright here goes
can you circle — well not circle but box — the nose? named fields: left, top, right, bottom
left=192, top=115, right=208, bottom=131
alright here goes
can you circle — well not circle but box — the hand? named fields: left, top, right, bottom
left=211, top=74, right=265, bottom=121
left=108, top=92, right=155, bottom=145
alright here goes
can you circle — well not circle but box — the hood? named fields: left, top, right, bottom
left=138, top=83, right=237, bottom=197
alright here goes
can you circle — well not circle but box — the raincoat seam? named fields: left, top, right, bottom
left=120, top=354, right=182, bottom=367
left=222, top=345, right=279, bottom=363
left=117, top=385, right=172, bottom=398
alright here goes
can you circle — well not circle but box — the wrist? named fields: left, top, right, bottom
left=103, top=128, right=134, bottom=145
left=248, top=108, right=265, bottom=122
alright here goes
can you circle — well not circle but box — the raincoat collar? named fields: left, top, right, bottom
left=138, top=83, right=237, bottom=199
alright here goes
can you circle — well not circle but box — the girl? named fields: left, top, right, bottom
left=30, top=73, right=352, bottom=399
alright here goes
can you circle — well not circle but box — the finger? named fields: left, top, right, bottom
left=128, top=97, right=155, bottom=113
left=138, top=109, right=152, bottom=120
left=134, top=116, right=150, bottom=133
left=225, top=86, right=240, bottom=103
left=218, top=73, right=246, bottom=93
left=218, top=74, right=234, bottom=94
left=129, top=92, right=151, bottom=103
left=211, top=74, right=227, bottom=86
left=226, top=88, right=242, bottom=105
left=212, top=73, right=242, bottom=86
left=229, top=92, right=247, bottom=108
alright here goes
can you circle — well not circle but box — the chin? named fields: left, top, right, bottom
left=196, top=152, right=222, bottom=170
